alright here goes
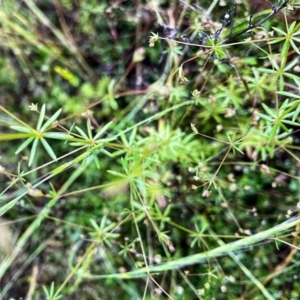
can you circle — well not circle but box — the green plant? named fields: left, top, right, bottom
left=0, top=1, right=300, bottom=299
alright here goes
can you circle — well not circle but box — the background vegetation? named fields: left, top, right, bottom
left=0, top=0, right=300, bottom=299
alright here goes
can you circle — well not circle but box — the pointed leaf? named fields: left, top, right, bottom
left=92, top=151, right=100, bottom=169
left=41, top=138, right=57, bottom=160
left=37, top=104, right=46, bottom=130
left=40, top=108, right=62, bottom=131
left=276, top=91, right=299, bottom=98
left=129, top=127, right=137, bottom=145
left=10, top=126, right=32, bottom=133
left=100, top=148, right=113, bottom=157
left=87, top=119, right=93, bottom=139
left=94, top=121, right=114, bottom=140
left=15, top=137, right=34, bottom=154
left=291, top=40, right=300, bottom=55
left=280, top=41, right=289, bottom=64
left=90, top=218, right=100, bottom=230
left=292, top=105, right=300, bottom=122
left=282, top=120, right=300, bottom=126
left=257, top=113, right=273, bottom=122
left=261, top=103, right=276, bottom=118
left=283, top=58, right=298, bottom=71
left=43, top=132, right=72, bottom=140
left=271, top=26, right=286, bottom=36
left=0, top=196, right=23, bottom=216
left=28, top=139, right=39, bottom=166
left=75, top=126, right=89, bottom=139
left=277, top=129, right=292, bottom=139
left=267, top=124, right=279, bottom=143
left=287, top=21, right=296, bottom=33
left=107, top=170, right=127, bottom=178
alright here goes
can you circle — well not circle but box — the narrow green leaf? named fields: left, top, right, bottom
left=10, top=126, right=32, bottom=133
left=100, top=215, right=107, bottom=229
left=276, top=91, right=299, bottom=98
left=267, top=124, right=279, bottom=142
left=291, top=40, right=300, bottom=55
left=107, top=170, right=127, bottom=178
left=279, top=75, right=285, bottom=91
left=43, top=132, right=72, bottom=140
left=75, top=126, right=89, bottom=139
left=257, top=68, right=274, bottom=74
left=41, top=138, right=57, bottom=160
left=279, top=122, right=290, bottom=133
left=94, top=121, right=114, bottom=140
left=73, top=151, right=90, bottom=164
left=89, top=219, right=100, bottom=230
left=279, top=98, right=290, bottom=110
left=261, top=146, right=267, bottom=161
left=15, top=137, right=34, bottom=154
left=120, top=133, right=129, bottom=147
left=271, top=26, right=286, bottom=36
left=277, top=130, right=292, bottom=139
left=107, top=79, right=118, bottom=110
left=100, top=148, right=113, bottom=157
left=0, top=196, right=23, bottom=216
left=280, top=41, right=289, bottom=64
left=103, top=221, right=117, bottom=232
left=293, top=75, right=300, bottom=87
left=87, top=119, right=93, bottom=139
left=129, top=127, right=137, bottom=145
left=40, top=108, right=62, bottom=131
left=292, top=105, right=300, bottom=122
left=287, top=21, right=296, bottom=33
left=232, top=145, right=244, bottom=155
left=52, top=162, right=73, bottom=176
left=28, top=139, right=39, bottom=166
left=283, top=58, right=298, bottom=71
left=268, top=37, right=285, bottom=45
left=37, top=104, right=46, bottom=130
left=257, top=113, right=273, bottom=122
left=92, top=151, right=100, bottom=169
left=281, top=120, right=300, bottom=126
left=261, top=103, right=276, bottom=118
left=283, top=111, right=297, bottom=119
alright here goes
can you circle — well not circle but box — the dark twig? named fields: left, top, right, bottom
left=229, top=0, right=236, bottom=37
left=211, top=1, right=236, bottom=43
left=223, top=0, right=290, bottom=43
